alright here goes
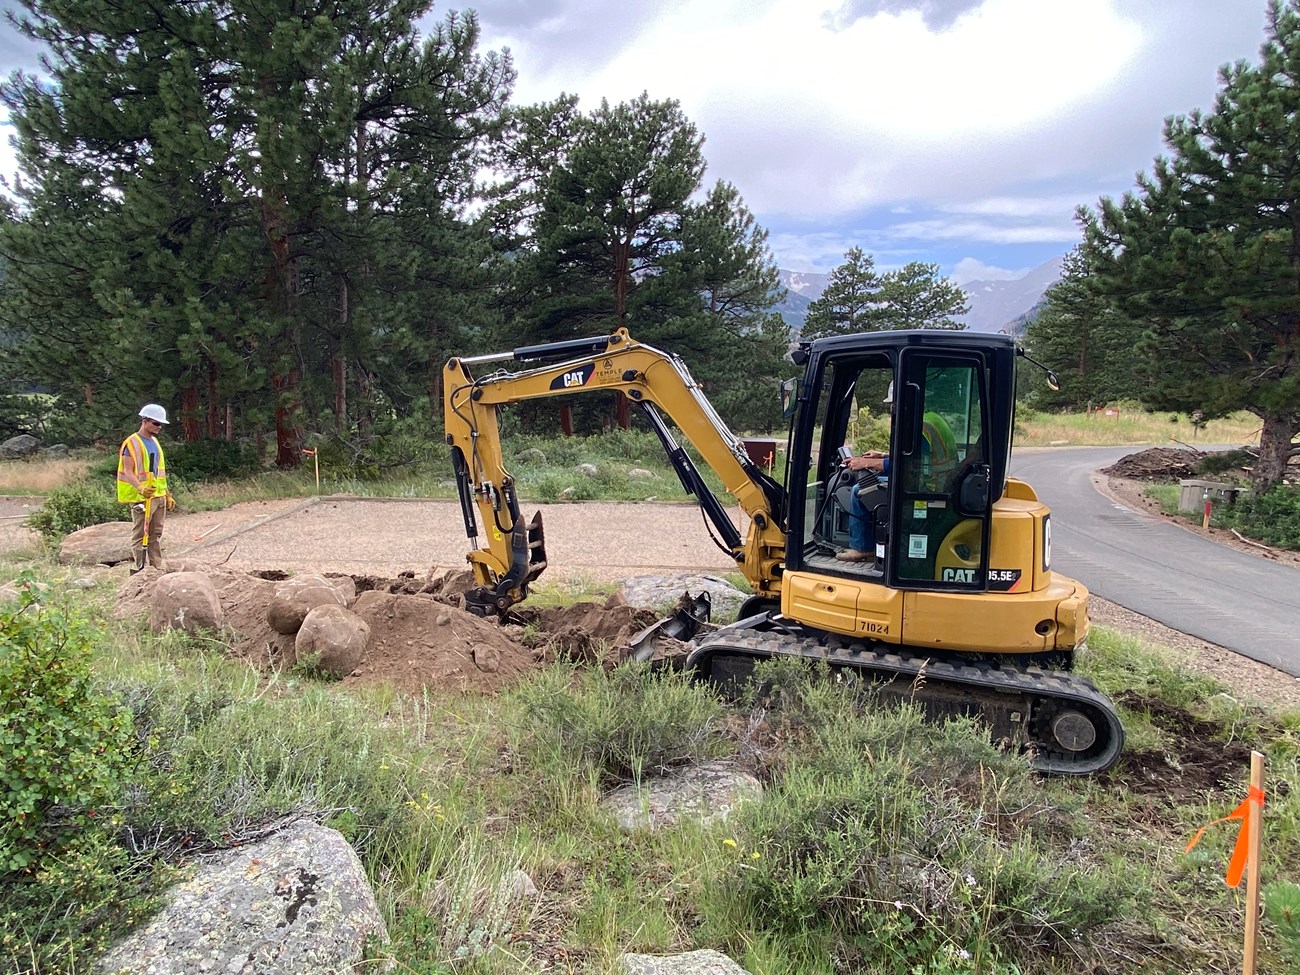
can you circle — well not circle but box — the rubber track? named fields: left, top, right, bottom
left=687, top=624, right=1125, bottom=775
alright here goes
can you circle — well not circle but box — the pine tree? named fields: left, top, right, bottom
left=876, top=262, right=968, bottom=330
left=0, top=1, right=511, bottom=459
left=1025, top=248, right=1143, bottom=410
left=1081, top=0, right=1300, bottom=487
left=800, top=247, right=883, bottom=339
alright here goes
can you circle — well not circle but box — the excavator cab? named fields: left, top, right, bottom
left=782, top=332, right=1038, bottom=648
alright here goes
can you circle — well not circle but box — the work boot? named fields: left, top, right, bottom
left=835, top=548, right=869, bottom=562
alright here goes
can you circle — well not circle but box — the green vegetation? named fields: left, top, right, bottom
left=1027, top=5, right=1300, bottom=490
left=1013, top=403, right=1259, bottom=448
left=1, top=564, right=1298, bottom=974
left=24, top=483, right=129, bottom=541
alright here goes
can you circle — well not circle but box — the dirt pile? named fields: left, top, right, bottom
left=114, top=561, right=660, bottom=696
left=1100, top=447, right=1202, bottom=482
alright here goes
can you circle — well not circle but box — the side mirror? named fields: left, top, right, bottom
left=780, top=378, right=799, bottom=418
left=957, top=464, right=991, bottom=516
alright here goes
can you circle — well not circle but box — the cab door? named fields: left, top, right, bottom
left=887, top=350, right=992, bottom=594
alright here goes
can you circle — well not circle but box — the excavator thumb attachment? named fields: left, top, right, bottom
left=465, top=511, right=548, bottom=617
left=626, top=591, right=713, bottom=664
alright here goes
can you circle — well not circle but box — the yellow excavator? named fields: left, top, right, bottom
left=443, top=328, right=1124, bottom=774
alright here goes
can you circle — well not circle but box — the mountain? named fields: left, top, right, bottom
left=954, top=256, right=1064, bottom=334
left=772, top=269, right=830, bottom=335
left=771, top=259, right=1063, bottom=337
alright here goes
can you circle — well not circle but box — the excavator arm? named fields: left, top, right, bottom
left=443, top=328, right=787, bottom=615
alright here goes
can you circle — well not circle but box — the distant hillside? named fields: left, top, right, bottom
left=774, top=259, right=1062, bottom=337
left=954, top=257, right=1063, bottom=334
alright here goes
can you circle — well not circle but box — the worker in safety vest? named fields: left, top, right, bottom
left=118, top=403, right=171, bottom=573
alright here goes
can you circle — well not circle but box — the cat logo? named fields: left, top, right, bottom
left=941, top=568, right=976, bottom=583
left=549, top=363, right=595, bottom=390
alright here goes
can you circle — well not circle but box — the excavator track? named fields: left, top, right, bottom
left=685, top=617, right=1124, bottom=775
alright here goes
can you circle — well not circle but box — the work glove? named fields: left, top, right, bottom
left=139, top=484, right=156, bottom=500
left=165, top=494, right=176, bottom=512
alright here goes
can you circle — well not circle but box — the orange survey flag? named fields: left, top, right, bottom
left=1185, top=786, right=1266, bottom=888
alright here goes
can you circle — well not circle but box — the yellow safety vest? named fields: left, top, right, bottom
left=117, top=433, right=168, bottom=503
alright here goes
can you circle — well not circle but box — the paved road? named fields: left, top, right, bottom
left=1011, top=447, right=1300, bottom=676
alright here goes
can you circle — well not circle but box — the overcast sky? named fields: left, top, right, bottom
left=0, top=0, right=1276, bottom=283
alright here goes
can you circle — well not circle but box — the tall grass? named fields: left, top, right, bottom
left=1016, top=405, right=1259, bottom=447
left=0, top=456, right=95, bottom=494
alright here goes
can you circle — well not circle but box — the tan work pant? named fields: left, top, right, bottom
left=130, top=499, right=166, bottom=570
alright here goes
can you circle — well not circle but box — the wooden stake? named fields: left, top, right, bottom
left=1242, top=750, right=1265, bottom=975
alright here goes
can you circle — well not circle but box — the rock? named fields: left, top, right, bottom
left=325, top=574, right=357, bottom=605
left=150, top=572, right=224, bottom=634
left=69, top=577, right=97, bottom=589
left=59, top=521, right=135, bottom=566
left=95, top=820, right=386, bottom=975
left=558, top=487, right=576, bottom=500
left=41, top=443, right=70, bottom=456
left=0, top=434, right=39, bottom=459
left=603, top=761, right=762, bottom=831
left=295, top=604, right=371, bottom=676
left=620, top=949, right=752, bottom=974
left=267, top=574, right=348, bottom=635
left=622, top=574, right=748, bottom=622
left=627, top=468, right=659, bottom=479
left=516, top=447, right=548, bottom=464
left=471, top=642, right=500, bottom=673
left=575, top=463, right=598, bottom=477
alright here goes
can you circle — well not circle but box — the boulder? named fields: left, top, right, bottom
left=620, top=950, right=752, bottom=975
left=621, top=574, right=748, bottom=622
left=95, top=820, right=387, bottom=975
left=41, top=443, right=70, bottom=456
left=0, top=434, right=39, bottom=459
left=150, top=572, right=224, bottom=634
left=575, top=463, right=598, bottom=477
left=295, top=604, right=371, bottom=676
left=627, top=468, right=660, bottom=479
left=267, top=574, right=348, bottom=635
left=603, top=761, right=762, bottom=831
left=516, top=447, right=548, bottom=464
left=59, top=521, right=135, bottom=566
left=325, top=573, right=357, bottom=605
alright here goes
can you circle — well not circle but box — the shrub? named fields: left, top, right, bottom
left=0, top=829, right=164, bottom=970
left=25, top=482, right=129, bottom=541
left=0, top=581, right=135, bottom=873
left=1195, top=448, right=1254, bottom=478
left=508, top=663, right=731, bottom=785
left=730, top=663, right=1128, bottom=971
left=1218, top=486, right=1300, bottom=549
left=163, top=438, right=263, bottom=482
left=851, top=406, right=890, bottom=455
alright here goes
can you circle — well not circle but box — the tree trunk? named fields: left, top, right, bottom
left=612, top=237, right=630, bottom=329
left=272, top=368, right=302, bottom=468
left=1254, top=411, right=1299, bottom=489
left=207, top=361, right=220, bottom=438
left=333, top=352, right=347, bottom=432
left=180, top=383, right=202, bottom=443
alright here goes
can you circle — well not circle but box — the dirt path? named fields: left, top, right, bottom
left=6, top=491, right=1299, bottom=710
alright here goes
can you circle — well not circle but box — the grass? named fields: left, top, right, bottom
left=2, top=559, right=1299, bottom=974
left=0, top=456, right=95, bottom=495
left=4, top=407, right=1261, bottom=512
left=1015, top=405, right=1260, bottom=448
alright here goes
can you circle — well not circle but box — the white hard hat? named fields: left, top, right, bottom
left=883, top=381, right=894, bottom=405
left=139, top=403, right=169, bottom=424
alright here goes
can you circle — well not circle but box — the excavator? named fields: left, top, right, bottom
left=442, top=328, right=1124, bottom=774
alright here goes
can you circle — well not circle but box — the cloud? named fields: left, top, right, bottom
left=950, top=257, right=1030, bottom=285
left=826, top=0, right=992, bottom=33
